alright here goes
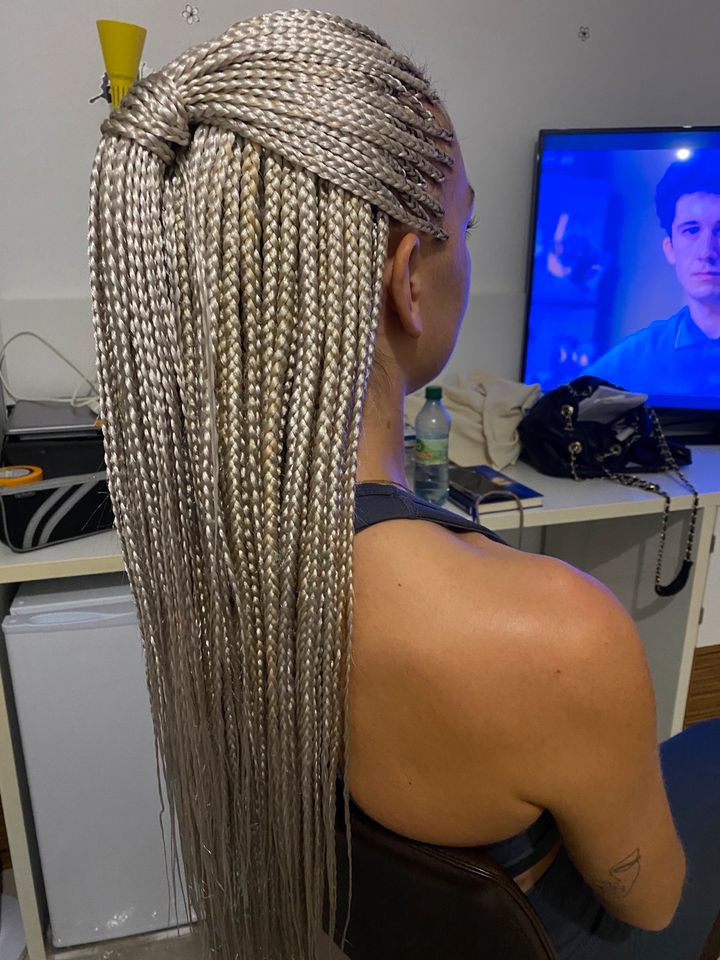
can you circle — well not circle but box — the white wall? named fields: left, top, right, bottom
left=2, top=0, right=720, bottom=400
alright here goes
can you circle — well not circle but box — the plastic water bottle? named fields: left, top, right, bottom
left=414, top=385, right=451, bottom=505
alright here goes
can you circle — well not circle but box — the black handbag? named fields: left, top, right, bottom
left=518, top=376, right=699, bottom=597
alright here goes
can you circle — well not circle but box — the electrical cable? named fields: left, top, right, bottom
left=471, top=489, right=525, bottom=551
left=0, top=331, right=100, bottom=411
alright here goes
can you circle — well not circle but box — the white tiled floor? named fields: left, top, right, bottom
left=43, top=927, right=347, bottom=960
left=46, top=927, right=201, bottom=960
left=0, top=869, right=351, bottom=960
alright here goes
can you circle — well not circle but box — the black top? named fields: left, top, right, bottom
left=354, top=481, right=509, bottom=541
left=343, top=481, right=561, bottom=879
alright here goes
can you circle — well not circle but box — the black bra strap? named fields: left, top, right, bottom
left=355, top=483, right=508, bottom=546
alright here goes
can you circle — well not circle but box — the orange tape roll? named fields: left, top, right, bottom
left=0, top=465, right=44, bottom=487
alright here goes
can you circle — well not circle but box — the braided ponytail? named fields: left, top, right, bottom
left=89, top=10, right=453, bottom=959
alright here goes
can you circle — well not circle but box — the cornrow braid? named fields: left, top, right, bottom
left=89, top=9, right=453, bottom=960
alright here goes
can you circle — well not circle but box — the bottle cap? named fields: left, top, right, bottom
left=425, top=385, right=442, bottom=400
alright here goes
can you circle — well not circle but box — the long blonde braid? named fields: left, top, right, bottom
left=88, top=10, right=454, bottom=959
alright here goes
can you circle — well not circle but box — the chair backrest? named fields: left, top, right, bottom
left=323, top=782, right=559, bottom=960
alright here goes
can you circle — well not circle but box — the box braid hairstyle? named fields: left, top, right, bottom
left=88, top=9, right=454, bottom=959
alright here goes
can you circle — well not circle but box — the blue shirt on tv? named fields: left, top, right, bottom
left=584, top=306, right=720, bottom=398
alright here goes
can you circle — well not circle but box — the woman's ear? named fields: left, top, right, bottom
left=385, top=232, right=423, bottom=338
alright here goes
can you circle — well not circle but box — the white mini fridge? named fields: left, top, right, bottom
left=2, top=572, right=191, bottom=947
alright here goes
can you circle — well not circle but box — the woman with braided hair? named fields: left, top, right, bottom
left=89, top=9, right=720, bottom=960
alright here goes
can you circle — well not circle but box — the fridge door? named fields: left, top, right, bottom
left=2, top=605, right=190, bottom=946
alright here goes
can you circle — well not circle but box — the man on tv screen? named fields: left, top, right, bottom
left=585, top=155, right=720, bottom=398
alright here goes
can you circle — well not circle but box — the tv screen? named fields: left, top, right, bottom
left=522, top=127, right=720, bottom=414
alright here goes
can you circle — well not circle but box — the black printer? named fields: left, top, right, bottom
left=0, top=400, right=115, bottom=552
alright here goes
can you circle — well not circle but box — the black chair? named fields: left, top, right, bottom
left=323, top=780, right=559, bottom=960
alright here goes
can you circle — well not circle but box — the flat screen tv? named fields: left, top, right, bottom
left=522, top=127, right=720, bottom=438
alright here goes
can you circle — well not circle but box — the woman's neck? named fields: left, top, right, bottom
left=356, top=381, right=408, bottom=487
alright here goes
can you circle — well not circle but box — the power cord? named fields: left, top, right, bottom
left=0, top=331, right=100, bottom=412
left=471, top=490, right=526, bottom=551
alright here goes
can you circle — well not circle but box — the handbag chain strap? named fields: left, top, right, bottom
left=562, top=384, right=699, bottom=595
left=599, top=409, right=699, bottom=597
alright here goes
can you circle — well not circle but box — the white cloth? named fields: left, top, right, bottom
left=405, top=370, right=541, bottom=469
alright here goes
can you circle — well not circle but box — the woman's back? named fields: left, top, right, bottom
left=346, top=486, right=557, bottom=843
left=344, top=482, right=686, bottom=930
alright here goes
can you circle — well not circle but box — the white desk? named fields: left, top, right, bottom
left=1, top=447, right=719, bottom=960
left=449, top=445, right=720, bottom=531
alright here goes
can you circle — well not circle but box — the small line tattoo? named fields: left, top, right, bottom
left=598, top=848, right=641, bottom=899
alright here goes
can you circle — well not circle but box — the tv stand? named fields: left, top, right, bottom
left=658, top=411, right=720, bottom=446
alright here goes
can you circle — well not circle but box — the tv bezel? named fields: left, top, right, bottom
left=521, top=124, right=720, bottom=424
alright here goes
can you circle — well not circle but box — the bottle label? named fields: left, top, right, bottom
left=415, top=437, right=449, bottom=465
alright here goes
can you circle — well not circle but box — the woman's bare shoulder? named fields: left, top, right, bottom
left=352, top=516, right=623, bottom=714
left=354, top=516, right=597, bottom=631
